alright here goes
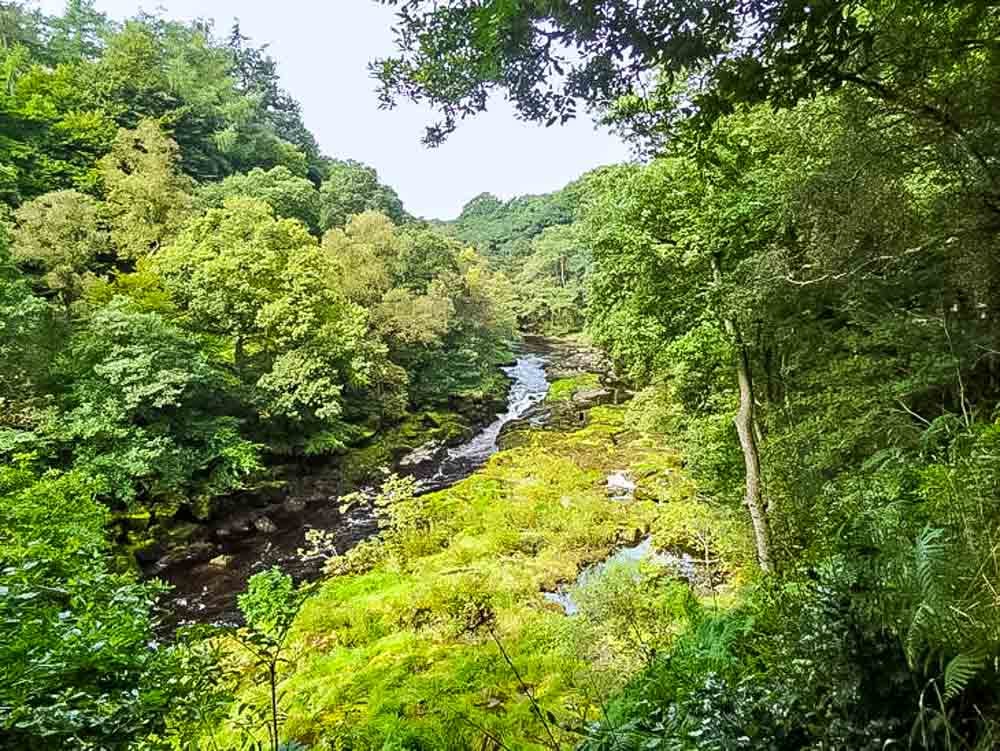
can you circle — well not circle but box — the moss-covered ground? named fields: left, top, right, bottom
left=220, top=377, right=751, bottom=750
left=545, top=373, right=601, bottom=402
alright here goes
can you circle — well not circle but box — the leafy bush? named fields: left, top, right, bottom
left=0, top=464, right=222, bottom=749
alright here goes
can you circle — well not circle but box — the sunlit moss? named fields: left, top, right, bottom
left=545, top=373, right=601, bottom=401
left=221, top=399, right=748, bottom=749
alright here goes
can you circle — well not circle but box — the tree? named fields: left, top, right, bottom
left=448, top=188, right=576, bottom=270
left=11, top=189, right=110, bottom=310
left=197, top=165, right=321, bottom=234
left=373, top=0, right=1000, bottom=169
left=0, top=222, right=55, bottom=431
left=99, top=119, right=194, bottom=260
left=583, top=152, right=775, bottom=569
left=322, top=212, right=516, bottom=407
left=231, top=568, right=313, bottom=751
left=154, top=198, right=373, bottom=442
left=46, top=0, right=110, bottom=62
left=322, top=210, right=400, bottom=306
left=318, top=159, right=407, bottom=230
left=0, top=464, right=215, bottom=749
left=0, top=42, right=116, bottom=202
left=49, top=300, right=259, bottom=514
left=513, top=222, right=590, bottom=333
left=225, top=21, right=321, bottom=171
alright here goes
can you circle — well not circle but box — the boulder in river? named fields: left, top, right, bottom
left=399, top=439, right=445, bottom=467
left=150, top=541, right=217, bottom=575
left=253, top=515, right=278, bottom=534
left=215, top=515, right=254, bottom=540
left=208, top=554, right=233, bottom=568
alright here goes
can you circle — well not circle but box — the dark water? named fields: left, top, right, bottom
left=156, top=346, right=551, bottom=626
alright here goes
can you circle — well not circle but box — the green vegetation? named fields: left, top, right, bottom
left=0, top=461, right=223, bottom=749
left=373, top=1, right=1000, bottom=748
left=6, top=1, right=1000, bottom=749
left=444, top=176, right=610, bottom=335
left=0, top=5, right=516, bottom=748
left=546, top=374, right=600, bottom=402
left=219, top=403, right=736, bottom=750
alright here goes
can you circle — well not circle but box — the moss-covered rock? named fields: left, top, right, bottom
left=339, top=411, right=475, bottom=487
left=546, top=373, right=601, bottom=402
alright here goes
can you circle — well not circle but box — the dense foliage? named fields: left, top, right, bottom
left=0, top=462, right=224, bottom=749
left=0, top=4, right=515, bottom=748
left=444, top=175, right=610, bottom=333
left=6, top=0, right=1000, bottom=749
left=379, top=0, right=1000, bottom=749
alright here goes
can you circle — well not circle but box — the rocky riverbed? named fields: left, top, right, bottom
left=149, top=336, right=611, bottom=625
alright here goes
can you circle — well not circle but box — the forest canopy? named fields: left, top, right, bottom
left=0, top=6, right=516, bottom=746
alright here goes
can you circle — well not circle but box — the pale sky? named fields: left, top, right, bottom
left=37, top=0, right=631, bottom=220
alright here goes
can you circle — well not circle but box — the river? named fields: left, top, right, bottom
left=156, top=343, right=552, bottom=625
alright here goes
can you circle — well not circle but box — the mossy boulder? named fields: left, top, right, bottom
left=546, top=373, right=601, bottom=402
left=339, top=410, right=475, bottom=487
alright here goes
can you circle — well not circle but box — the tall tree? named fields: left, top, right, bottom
left=153, top=198, right=373, bottom=441
left=318, top=159, right=407, bottom=231
left=12, top=189, right=110, bottom=310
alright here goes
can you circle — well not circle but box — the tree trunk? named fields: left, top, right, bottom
left=733, top=340, right=773, bottom=572
left=711, top=254, right=774, bottom=572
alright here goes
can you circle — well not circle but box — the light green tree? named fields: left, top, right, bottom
left=99, top=119, right=194, bottom=259
left=154, top=198, right=372, bottom=435
left=12, top=189, right=110, bottom=310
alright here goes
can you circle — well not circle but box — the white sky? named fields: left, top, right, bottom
left=37, top=0, right=631, bottom=220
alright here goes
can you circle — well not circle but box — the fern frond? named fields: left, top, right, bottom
left=905, top=601, right=937, bottom=667
left=913, top=527, right=946, bottom=597
left=943, top=651, right=985, bottom=702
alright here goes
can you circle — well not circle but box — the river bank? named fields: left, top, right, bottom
left=148, top=336, right=610, bottom=624
left=214, top=354, right=743, bottom=750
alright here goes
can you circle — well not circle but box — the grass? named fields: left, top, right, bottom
left=219, top=386, right=752, bottom=750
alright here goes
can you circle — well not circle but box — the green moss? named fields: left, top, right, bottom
left=220, top=400, right=749, bottom=750
left=423, top=410, right=471, bottom=442
left=545, top=373, right=601, bottom=401
left=113, top=509, right=152, bottom=531
left=339, top=410, right=473, bottom=487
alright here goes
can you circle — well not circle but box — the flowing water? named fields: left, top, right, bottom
left=156, top=345, right=551, bottom=625
left=422, top=353, right=549, bottom=489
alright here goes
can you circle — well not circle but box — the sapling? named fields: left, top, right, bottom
left=232, top=567, right=314, bottom=751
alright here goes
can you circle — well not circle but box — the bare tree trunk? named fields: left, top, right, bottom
left=712, top=254, right=774, bottom=572
left=733, top=340, right=773, bottom=572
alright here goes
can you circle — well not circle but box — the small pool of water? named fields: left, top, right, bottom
left=542, top=537, right=698, bottom=615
